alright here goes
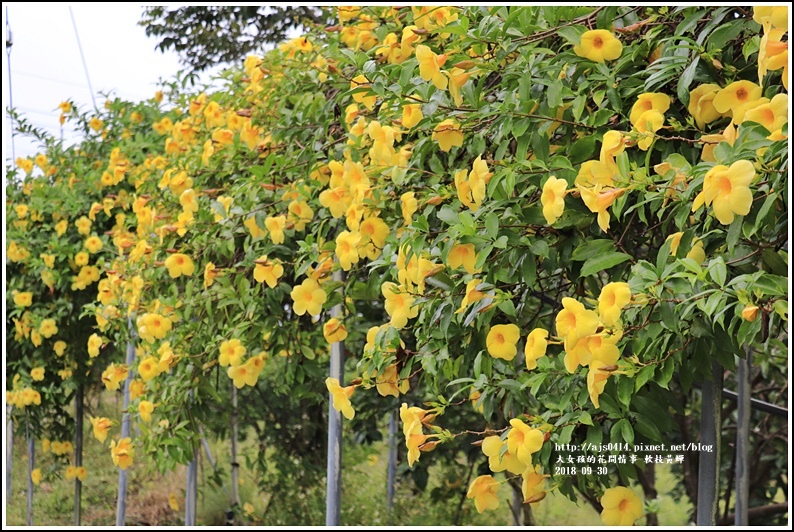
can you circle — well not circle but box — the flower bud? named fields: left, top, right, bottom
left=741, top=305, right=759, bottom=322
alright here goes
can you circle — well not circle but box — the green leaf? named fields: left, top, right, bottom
left=580, top=252, right=632, bottom=277
left=572, top=239, right=615, bottom=261
left=498, top=379, right=522, bottom=393
left=617, top=376, right=633, bottom=407
left=578, top=411, right=593, bottom=426
left=633, top=414, right=663, bottom=441
left=708, top=256, right=727, bottom=287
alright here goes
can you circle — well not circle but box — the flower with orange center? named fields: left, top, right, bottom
left=335, top=230, right=361, bottom=271
left=600, top=486, right=643, bottom=526
left=447, top=243, right=479, bottom=274
left=164, top=253, right=195, bottom=278
left=84, top=235, right=103, bottom=254
left=574, top=29, right=623, bottom=63
left=382, top=282, right=419, bottom=329
left=486, top=324, right=521, bottom=361
left=712, top=80, right=762, bottom=118
left=38, top=319, right=58, bottom=338
left=358, top=216, right=389, bottom=260
left=629, top=92, right=670, bottom=126
left=506, top=418, right=544, bottom=466
left=319, top=187, right=351, bottom=218
left=578, top=185, right=627, bottom=232
left=138, top=356, right=161, bottom=382
left=541, top=176, right=568, bottom=225
left=290, top=278, right=327, bottom=317
left=692, top=160, right=755, bottom=225
left=402, top=104, right=423, bottom=129
left=218, top=339, right=246, bottom=367
left=598, top=282, right=632, bottom=327
left=742, top=93, right=788, bottom=133
left=575, top=160, right=615, bottom=188
left=556, top=297, right=599, bottom=346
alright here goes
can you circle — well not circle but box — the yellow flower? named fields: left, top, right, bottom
left=688, top=84, right=724, bottom=129
left=753, top=6, right=788, bottom=31
left=13, top=291, right=33, bottom=307
left=486, top=324, right=521, bottom=361
left=87, top=333, right=103, bottom=358
left=138, top=356, right=161, bottom=382
left=350, top=74, right=376, bottom=110
left=541, top=176, right=567, bottom=225
left=692, top=160, right=755, bottom=225
left=101, top=363, right=129, bottom=391
left=758, top=28, right=788, bottom=90
left=556, top=297, right=599, bottom=346
left=600, top=486, right=643, bottom=526
left=243, top=502, right=254, bottom=516
left=31, top=468, right=42, bottom=486
left=713, top=80, right=762, bottom=118
left=481, top=436, right=525, bottom=474
left=456, top=279, right=486, bottom=314
left=39, top=319, right=58, bottom=338
left=323, top=318, right=348, bottom=344
left=634, top=109, right=665, bottom=151
left=402, top=104, right=423, bottom=129
left=587, top=358, right=616, bottom=408
left=432, top=119, right=464, bottom=152
left=54, top=340, right=67, bottom=357
left=164, top=253, right=195, bottom=278
left=629, top=93, right=670, bottom=127
left=90, top=416, right=112, bottom=443
left=31, top=367, right=45, bottom=381
left=265, top=215, right=287, bottom=245
left=253, top=256, right=284, bottom=288
left=415, top=45, right=448, bottom=90
left=203, top=262, right=219, bottom=289
left=219, top=339, right=246, bottom=367
left=447, top=243, right=479, bottom=274
left=525, top=328, right=549, bottom=370
left=578, top=185, right=627, bottom=232
left=401, top=191, right=418, bottom=226
left=168, top=493, right=180, bottom=512
left=84, top=235, right=103, bottom=254
left=358, top=216, right=390, bottom=260
left=375, top=364, right=409, bottom=398
left=326, top=377, right=355, bottom=420
left=338, top=5, right=360, bottom=22
left=573, top=29, right=622, bottom=63
left=335, top=230, right=361, bottom=271
left=598, top=282, right=632, bottom=327
left=55, top=219, right=68, bottom=236
left=741, top=304, right=760, bottom=322
left=244, top=216, right=267, bottom=239
left=466, top=475, right=500, bottom=513
left=89, top=117, right=104, bottom=132
left=138, top=401, right=155, bottom=423
left=291, top=278, right=327, bottom=317
left=382, top=282, right=419, bottom=329
left=742, top=93, right=788, bottom=133
left=522, top=465, right=549, bottom=505
left=667, top=232, right=706, bottom=263
left=110, top=437, right=134, bottom=470
left=507, top=418, right=544, bottom=466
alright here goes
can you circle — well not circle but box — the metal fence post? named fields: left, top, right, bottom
left=386, top=409, right=397, bottom=511
left=735, top=346, right=752, bottom=525
left=696, top=359, right=723, bottom=525
left=74, top=383, right=84, bottom=525
left=326, top=269, right=344, bottom=526
left=115, top=318, right=136, bottom=526
left=25, top=410, right=33, bottom=526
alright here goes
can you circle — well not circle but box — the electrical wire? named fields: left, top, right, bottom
left=68, top=6, right=96, bottom=110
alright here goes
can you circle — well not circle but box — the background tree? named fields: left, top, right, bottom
left=139, top=6, right=334, bottom=77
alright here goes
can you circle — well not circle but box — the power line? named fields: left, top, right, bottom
left=68, top=6, right=96, bottom=110
left=12, top=69, right=89, bottom=90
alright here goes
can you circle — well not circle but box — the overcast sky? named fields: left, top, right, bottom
left=1, top=4, right=219, bottom=166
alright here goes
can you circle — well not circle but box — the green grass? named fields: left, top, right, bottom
left=5, top=393, right=692, bottom=526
